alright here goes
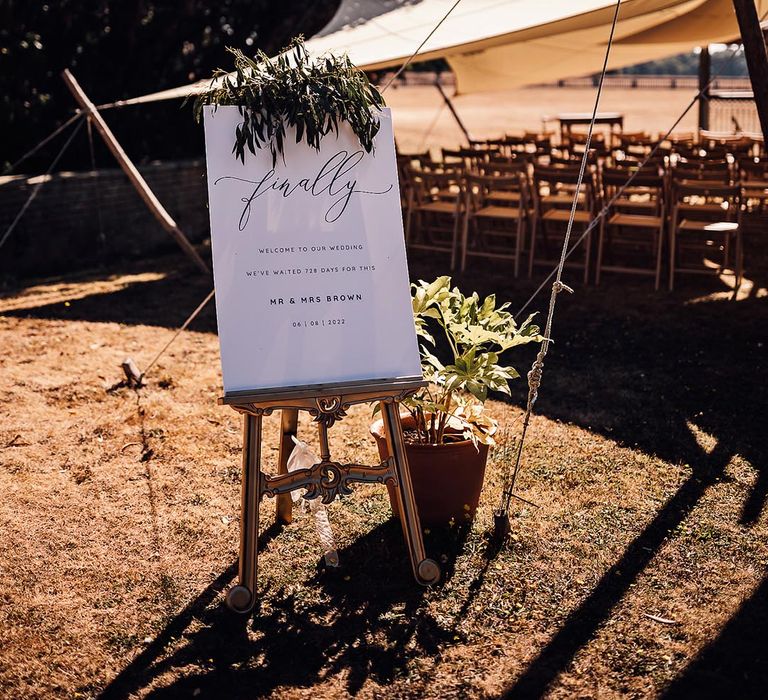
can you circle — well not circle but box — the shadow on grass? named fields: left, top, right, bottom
left=500, top=438, right=740, bottom=698
left=662, top=570, right=768, bottom=699
left=1, top=255, right=217, bottom=333
left=10, top=249, right=767, bottom=696
left=98, top=522, right=282, bottom=700
left=415, top=260, right=768, bottom=697
left=97, top=519, right=470, bottom=700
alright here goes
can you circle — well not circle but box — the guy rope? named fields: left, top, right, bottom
left=492, top=36, right=754, bottom=541
left=494, top=0, right=623, bottom=540
left=0, top=115, right=85, bottom=253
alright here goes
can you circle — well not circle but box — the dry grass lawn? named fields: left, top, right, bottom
left=1, top=85, right=767, bottom=699
left=1, top=245, right=766, bottom=699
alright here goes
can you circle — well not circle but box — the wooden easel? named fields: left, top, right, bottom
left=220, top=377, right=441, bottom=614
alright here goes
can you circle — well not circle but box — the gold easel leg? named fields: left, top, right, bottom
left=276, top=409, right=298, bottom=524
left=226, top=412, right=262, bottom=613
left=381, top=401, right=441, bottom=586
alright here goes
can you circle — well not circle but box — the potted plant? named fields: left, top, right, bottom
left=371, top=276, right=542, bottom=526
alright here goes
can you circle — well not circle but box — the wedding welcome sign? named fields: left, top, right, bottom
left=203, top=106, right=421, bottom=393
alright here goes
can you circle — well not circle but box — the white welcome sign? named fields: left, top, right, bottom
left=203, top=106, right=421, bottom=393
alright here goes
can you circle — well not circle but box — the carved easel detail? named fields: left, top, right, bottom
left=220, top=378, right=441, bottom=614
left=259, top=457, right=397, bottom=504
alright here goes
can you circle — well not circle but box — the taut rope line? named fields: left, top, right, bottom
left=0, top=115, right=85, bottom=254
left=140, top=288, right=216, bottom=381
left=2, top=111, right=83, bottom=177
left=381, top=0, right=462, bottom=93
left=513, top=43, right=747, bottom=322
left=496, top=0, right=623, bottom=529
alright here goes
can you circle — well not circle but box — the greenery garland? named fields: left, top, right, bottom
left=193, top=37, right=385, bottom=165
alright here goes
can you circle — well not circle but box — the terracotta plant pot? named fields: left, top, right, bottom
left=370, top=414, right=489, bottom=527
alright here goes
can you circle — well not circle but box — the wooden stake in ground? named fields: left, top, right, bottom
left=61, top=69, right=211, bottom=275
left=732, top=0, right=768, bottom=143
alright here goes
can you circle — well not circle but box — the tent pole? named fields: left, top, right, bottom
left=732, top=0, right=768, bottom=144
left=61, top=69, right=211, bottom=275
left=698, top=45, right=711, bottom=132
left=434, top=80, right=472, bottom=145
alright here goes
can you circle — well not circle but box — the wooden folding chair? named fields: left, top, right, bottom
left=568, top=133, right=609, bottom=160
left=440, top=148, right=466, bottom=168
left=492, top=135, right=521, bottom=157
left=603, top=159, right=665, bottom=203
left=608, top=151, right=665, bottom=171
left=523, top=132, right=553, bottom=158
left=397, top=152, right=433, bottom=211
left=442, top=147, right=497, bottom=170
left=485, top=136, right=520, bottom=158
left=724, top=137, right=759, bottom=160
left=405, top=168, right=464, bottom=269
left=547, top=153, right=599, bottom=167
left=668, top=132, right=697, bottom=151
left=699, top=129, right=757, bottom=160
left=461, top=172, right=529, bottom=276
left=618, top=132, right=652, bottom=156
left=469, top=138, right=505, bottom=154
left=669, top=163, right=735, bottom=234
left=477, top=160, right=530, bottom=203
left=669, top=182, right=742, bottom=291
left=738, top=157, right=768, bottom=213
left=596, top=168, right=666, bottom=290
left=533, top=158, right=591, bottom=205
left=673, top=157, right=733, bottom=184
left=530, top=165, right=597, bottom=283
left=397, top=151, right=433, bottom=171
left=488, top=151, right=532, bottom=166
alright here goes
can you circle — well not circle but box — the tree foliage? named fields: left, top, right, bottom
left=0, top=1, right=339, bottom=173
left=613, top=47, right=748, bottom=76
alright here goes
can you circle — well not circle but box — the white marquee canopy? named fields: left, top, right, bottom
left=117, top=0, right=767, bottom=105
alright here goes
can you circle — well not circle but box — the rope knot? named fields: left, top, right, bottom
left=527, top=360, right=544, bottom=390
left=552, top=281, right=574, bottom=295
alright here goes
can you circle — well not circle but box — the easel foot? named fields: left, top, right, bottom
left=226, top=585, right=254, bottom=614
left=417, top=558, right=441, bottom=585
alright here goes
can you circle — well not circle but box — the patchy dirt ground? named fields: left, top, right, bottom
left=0, top=240, right=766, bottom=700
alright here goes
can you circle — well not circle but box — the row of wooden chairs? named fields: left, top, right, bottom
left=460, top=130, right=764, bottom=162
left=398, top=145, right=768, bottom=218
left=401, top=159, right=746, bottom=291
left=431, top=146, right=767, bottom=177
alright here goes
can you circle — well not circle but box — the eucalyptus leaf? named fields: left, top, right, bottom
left=192, top=37, right=384, bottom=166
